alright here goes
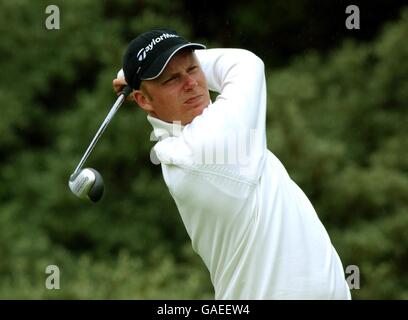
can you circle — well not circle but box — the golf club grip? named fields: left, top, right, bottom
left=121, top=85, right=133, bottom=97
left=72, top=89, right=130, bottom=174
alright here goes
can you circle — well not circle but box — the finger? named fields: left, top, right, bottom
left=112, top=79, right=126, bottom=94
left=112, top=78, right=134, bottom=101
left=113, top=77, right=127, bottom=85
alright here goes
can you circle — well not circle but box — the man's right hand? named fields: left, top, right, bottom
left=113, top=69, right=134, bottom=101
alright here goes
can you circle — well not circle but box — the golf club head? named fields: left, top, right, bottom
left=69, top=168, right=104, bottom=202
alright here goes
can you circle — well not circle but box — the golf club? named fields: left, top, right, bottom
left=69, top=72, right=132, bottom=202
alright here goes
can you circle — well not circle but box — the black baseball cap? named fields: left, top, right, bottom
left=123, top=28, right=206, bottom=90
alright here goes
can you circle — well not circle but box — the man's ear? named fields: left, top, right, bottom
left=133, top=90, right=154, bottom=113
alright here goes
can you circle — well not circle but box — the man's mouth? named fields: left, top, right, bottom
left=185, top=95, right=202, bottom=105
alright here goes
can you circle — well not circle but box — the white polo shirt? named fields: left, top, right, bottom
left=147, top=48, right=351, bottom=299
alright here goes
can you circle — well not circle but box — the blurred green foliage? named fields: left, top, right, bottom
left=0, top=0, right=407, bottom=299
left=266, top=9, right=408, bottom=299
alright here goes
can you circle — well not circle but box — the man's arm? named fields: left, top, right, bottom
left=195, top=48, right=267, bottom=132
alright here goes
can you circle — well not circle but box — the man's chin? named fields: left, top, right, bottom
left=180, top=105, right=206, bottom=125
left=193, top=102, right=208, bottom=116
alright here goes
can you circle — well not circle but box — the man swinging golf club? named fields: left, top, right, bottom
left=112, top=28, right=351, bottom=299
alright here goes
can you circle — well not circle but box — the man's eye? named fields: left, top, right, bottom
left=163, top=77, right=176, bottom=85
left=188, top=66, right=197, bottom=73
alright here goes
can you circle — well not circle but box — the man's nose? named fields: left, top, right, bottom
left=183, top=74, right=198, bottom=90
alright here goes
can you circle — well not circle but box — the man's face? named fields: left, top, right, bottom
left=135, top=49, right=211, bottom=125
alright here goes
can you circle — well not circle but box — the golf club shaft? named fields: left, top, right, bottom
left=73, top=86, right=132, bottom=175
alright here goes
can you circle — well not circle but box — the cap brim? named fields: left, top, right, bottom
left=141, top=43, right=206, bottom=80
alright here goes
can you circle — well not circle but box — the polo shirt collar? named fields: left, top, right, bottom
left=147, top=114, right=184, bottom=140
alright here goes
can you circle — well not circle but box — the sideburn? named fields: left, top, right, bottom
left=140, top=82, right=153, bottom=101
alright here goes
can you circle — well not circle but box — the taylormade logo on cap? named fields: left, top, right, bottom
left=137, top=33, right=179, bottom=61
left=123, top=28, right=205, bottom=89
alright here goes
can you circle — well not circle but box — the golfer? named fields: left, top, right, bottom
left=113, top=28, right=351, bottom=300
